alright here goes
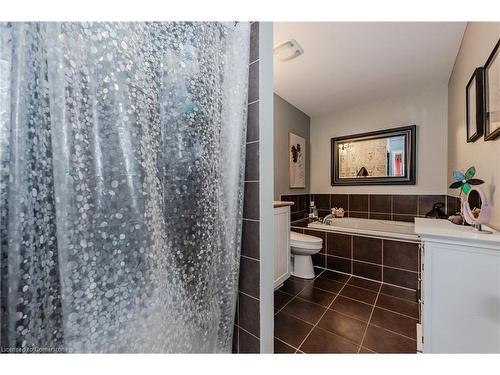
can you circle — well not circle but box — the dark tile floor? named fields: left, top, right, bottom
left=274, top=269, right=419, bottom=354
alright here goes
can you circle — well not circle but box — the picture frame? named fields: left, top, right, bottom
left=288, top=132, right=306, bottom=188
left=484, top=38, right=500, bottom=141
left=465, top=67, right=484, bottom=143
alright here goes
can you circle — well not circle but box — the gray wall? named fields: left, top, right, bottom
left=273, top=94, right=311, bottom=199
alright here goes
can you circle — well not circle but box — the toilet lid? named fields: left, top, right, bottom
left=290, top=231, right=323, bottom=247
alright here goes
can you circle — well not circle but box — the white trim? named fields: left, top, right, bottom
left=258, top=21, right=274, bottom=354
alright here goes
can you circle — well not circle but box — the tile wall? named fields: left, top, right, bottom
left=233, top=21, right=260, bottom=354
left=291, top=227, right=420, bottom=290
left=279, top=193, right=311, bottom=222
left=311, top=193, right=452, bottom=222
left=281, top=193, right=462, bottom=224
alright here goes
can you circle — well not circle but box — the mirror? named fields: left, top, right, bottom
left=331, top=125, right=416, bottom=185
left=462, top=186, right=492, bottom=229
left=467, top=189, right=482, bottom=215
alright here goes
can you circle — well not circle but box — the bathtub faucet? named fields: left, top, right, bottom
left=322, top=214, right=334, bottom=225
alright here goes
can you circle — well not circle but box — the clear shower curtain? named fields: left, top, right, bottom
left=0, top=22, right=250, bottom=353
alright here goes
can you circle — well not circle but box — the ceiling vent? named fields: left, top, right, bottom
left=273, top=39, right=304, bottom=61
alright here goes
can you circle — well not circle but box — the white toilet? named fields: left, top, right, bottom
left=290, top=231, right=323, bottom=279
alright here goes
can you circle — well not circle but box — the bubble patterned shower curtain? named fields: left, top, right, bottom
left=0, top=22, right=250, bottom=353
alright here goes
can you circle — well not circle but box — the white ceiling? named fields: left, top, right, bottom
left=273, top=22, right=466, bottom=117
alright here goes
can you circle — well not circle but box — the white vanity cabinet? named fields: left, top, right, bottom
left=415, top=218, right=500, bottom=353
left=273, top=202, right=293, bottom=290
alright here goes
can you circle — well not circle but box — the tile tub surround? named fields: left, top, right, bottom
left=280, top=194, right=311, bottom=222
left=234, top=21, right=260, bottom=354
left=279, top=193, right=458, bottom=225
left=308, top=193, right=454, bottom=222
left=274, top=271, right=418, bottom=353
left=446, top=195, right=462, bottom=216
left=291, top=226, right=420, bottom=291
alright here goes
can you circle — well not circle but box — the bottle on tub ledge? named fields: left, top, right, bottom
left=308, top=201, right=319, bottom=221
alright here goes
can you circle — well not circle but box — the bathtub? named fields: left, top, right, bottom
left=308, top=217, right=419, bottom=242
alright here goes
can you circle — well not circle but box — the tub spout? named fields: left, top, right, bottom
left=322, top=214, right=334, bottom=225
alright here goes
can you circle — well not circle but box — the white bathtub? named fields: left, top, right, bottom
left=308, top=217, right=419, bottom=242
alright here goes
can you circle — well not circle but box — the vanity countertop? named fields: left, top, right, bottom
left=273, top=201, right=294, bottom=208
left=415, top=218, right=500, bottom=249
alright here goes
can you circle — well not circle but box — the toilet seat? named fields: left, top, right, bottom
left=290, top=231, right=323, bottom=250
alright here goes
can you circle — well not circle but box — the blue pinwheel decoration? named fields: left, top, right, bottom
left=449, top=166, right=484, bottom=196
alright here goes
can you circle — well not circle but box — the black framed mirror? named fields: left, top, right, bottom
left=331, top=125, right=416, bottom=186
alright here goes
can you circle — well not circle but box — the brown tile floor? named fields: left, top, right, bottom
left=274, top=270, right=419, bottom=354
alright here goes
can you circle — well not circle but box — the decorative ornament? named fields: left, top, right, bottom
left=448, top=166, right=484, bottom=197
left=331, top=207, right=345, bottom=218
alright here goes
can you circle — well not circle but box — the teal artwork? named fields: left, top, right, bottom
left=449, top=166, right=484, bottom=195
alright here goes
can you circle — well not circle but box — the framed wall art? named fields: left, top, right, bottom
left=466, top=67, right=484, bottom=142
left=288, top=132, right=306, bottom=188
left=484, top=38, right=500, bottom=141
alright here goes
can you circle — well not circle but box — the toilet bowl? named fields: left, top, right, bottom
left=290, top=231, right=323, bottom=279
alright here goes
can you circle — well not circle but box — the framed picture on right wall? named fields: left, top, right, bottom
left=484, top=38, right=500, bottom=141
left=466, top=67, right=484, bottom=142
